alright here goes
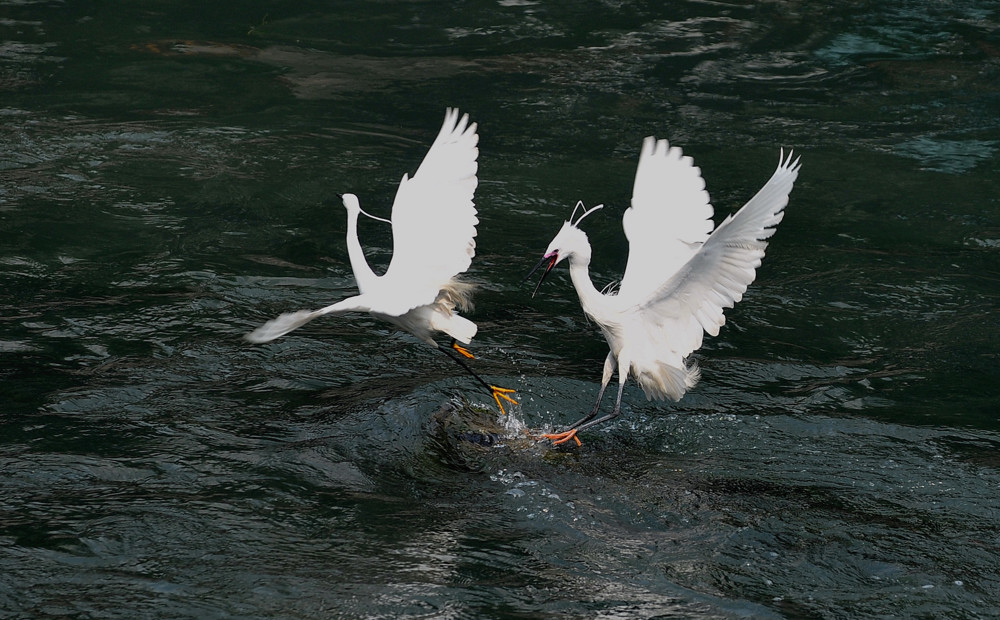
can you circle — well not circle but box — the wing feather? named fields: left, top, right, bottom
left=379, top=108, right=480, bottom=315
left=619, top=137, right=714, bottom=301
left=629, top=149, right=801, bottom=363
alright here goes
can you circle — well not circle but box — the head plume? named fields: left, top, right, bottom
left=339, top=193, right=392, bottom=224
left=569, top=200, right=604, bottom=227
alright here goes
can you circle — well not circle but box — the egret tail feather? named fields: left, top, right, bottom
left=633, top=360, right=700, bottom=401
left=432, top=312, right=477, bottom=344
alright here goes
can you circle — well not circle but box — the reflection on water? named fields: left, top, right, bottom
left=2, top=0, right=999, bottom=617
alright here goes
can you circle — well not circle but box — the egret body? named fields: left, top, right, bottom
left=529, top=138, right=801, bottom=444
left=247, top=108, right=516, bottom=413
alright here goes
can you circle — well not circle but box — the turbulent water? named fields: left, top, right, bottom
left=2, top=1, right=999, bottom=618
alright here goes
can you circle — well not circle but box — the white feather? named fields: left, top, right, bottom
left=379, top=107, right=480, bottom=316
left=619, top=137, right=714, bottom=302
left=634, top=148, right=801, bottom=374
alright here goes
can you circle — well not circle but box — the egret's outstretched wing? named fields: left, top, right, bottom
left=244, top=296, right=368, bottom=343
left=618, top=137, right=715, bottom=302
left=378, top=108, right=480, bottom=315
left=631, top=149, right=801, bottom=362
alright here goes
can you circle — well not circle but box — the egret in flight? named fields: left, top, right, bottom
left=246, top=108, right=517, bottom=413
left=528, top=138, right=800, bottom=445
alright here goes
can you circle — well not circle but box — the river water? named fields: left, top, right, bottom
left=2, top=1, right=999, bottom=618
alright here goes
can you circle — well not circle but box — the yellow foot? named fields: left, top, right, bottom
left=540, top=429, right=582, bottom=447
left=490, top=385, right=518, bottom=415
left=452, top=342, right=475, bottom=359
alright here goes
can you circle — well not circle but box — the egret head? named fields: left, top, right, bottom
left=338, top=193, right=392, bottom=224
left=525, top=201, right=603, bottom=297
left=339, top=193, right=361, bottom=213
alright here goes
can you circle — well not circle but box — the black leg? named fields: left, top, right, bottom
left=573, top=377, right=627, bottom=433
left=437, top=343, right=518, bottom=414
left=559, top=380, right=609, bottom=431
left=543, top=373, right=626, bottom=446
left=438, top=342, right=492, bottom=393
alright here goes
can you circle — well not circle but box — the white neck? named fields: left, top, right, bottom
left=567, top=252, right=604, bottom=314
left=346, top=209, right=378, bottom=293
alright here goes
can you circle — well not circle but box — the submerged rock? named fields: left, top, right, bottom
left=425, top=398, right=544, bottom=471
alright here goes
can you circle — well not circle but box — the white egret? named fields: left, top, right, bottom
left=246, top=108, right=517, bottom=413
left=528, top=138, right=801, bottom=445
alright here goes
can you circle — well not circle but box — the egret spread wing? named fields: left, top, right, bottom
left=244, top=296, right=367, bottom=343
left=379, top=108, right=480, bottom=315
left=618, top=137, right=715, bottom=302
left=631, top=149, right=801, bottom=363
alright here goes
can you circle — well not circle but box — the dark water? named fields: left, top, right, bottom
left=3, top=1, right=1000, bottom=617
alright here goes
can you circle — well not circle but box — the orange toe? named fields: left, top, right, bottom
left=540, top=430, right=582, bottom=447
left=452, top=342, right=475, bottom=359
left=491, top=385, right=518, bottom=415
